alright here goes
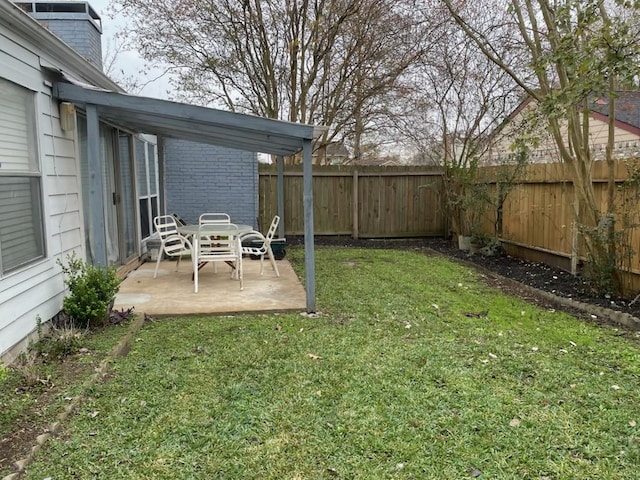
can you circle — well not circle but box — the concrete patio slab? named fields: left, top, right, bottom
left=113, top=258, right=306, bottom=316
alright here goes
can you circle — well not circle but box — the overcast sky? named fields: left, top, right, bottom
left=90, top=0, right=173, bottom=98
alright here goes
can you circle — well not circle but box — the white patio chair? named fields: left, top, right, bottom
left=198, top=213, right=231, bottom=272
left=240, top=215, right=280, bottom=277
left=199, top=212, right=231, bottom=224
left=193, top=223, right=243, bottom=293
left=153, top=215, right=193, bottom=278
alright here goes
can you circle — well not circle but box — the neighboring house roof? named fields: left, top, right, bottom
left=498, top=90, right=640, bottom=137
left=324, top=142, right=350, bottom=158
left=589, top=91, right=640, bottom=134
left=488, top=90, right=640, bottom=164
left=312, top=141, right=350, bottom=164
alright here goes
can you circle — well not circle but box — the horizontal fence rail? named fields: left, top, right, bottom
left=258, top=165, right=446, bottom=238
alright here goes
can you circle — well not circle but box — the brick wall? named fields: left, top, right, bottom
left=163, top=139, right=259, bottom=228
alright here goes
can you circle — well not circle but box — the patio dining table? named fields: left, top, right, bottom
left=177, top=223, right=254, bottom=279
left=177, top=223, right=253, bottom=239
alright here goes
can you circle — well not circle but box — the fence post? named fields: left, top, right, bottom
left=352, top=168, right=359, bottom=239
left=276, top=156, right=285, bottom=238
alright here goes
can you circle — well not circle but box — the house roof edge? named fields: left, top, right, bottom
left=2, top=0, right=121, bottom=92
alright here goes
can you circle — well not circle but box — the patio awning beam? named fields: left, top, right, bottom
left=97, top=110, right=304, bottom=154
left=52, top=81, right=319, bottom=156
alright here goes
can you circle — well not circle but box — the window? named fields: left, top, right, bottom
left=0, top=78, right=44, bottom=274
left=136, top=138, right=158, bottom=239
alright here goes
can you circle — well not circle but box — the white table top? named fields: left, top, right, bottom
left=177, top=223, right=254, bottom=236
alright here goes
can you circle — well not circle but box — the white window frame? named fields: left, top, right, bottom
left=0, top=77, right=45, bottom=275
left=137, top=137, right=159, bottom=239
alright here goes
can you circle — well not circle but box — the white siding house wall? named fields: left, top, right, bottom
left=0, top=24, right=84, bottom=361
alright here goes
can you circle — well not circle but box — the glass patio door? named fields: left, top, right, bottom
left=78, top=117, right=138, bottom=266
left=100, top=125, right=119, bottom=264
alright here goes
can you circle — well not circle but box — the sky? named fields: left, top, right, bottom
left=87, top=0, right=270, bottom=162
left=89, top=0, right=173, bottom=99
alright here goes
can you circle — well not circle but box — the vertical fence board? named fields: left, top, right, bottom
left=479, top=159, right=640, bottom=292
left=259, top=165, right=445, bottom=237
left=259, top=160, right=640, bottom=293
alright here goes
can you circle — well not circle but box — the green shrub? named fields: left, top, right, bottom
left=57, top=253, right=121, bottom=329
left=0, top=361, right=7, bottom=384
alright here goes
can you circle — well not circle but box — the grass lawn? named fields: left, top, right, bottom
left=22, top=246, right=640, bottom=479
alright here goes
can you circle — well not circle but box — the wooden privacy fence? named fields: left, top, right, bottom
left=258, top=165, right=446, bottom=238
left=259, top=159, right=640, bottom=292
left=475, top=159, right=640, bottom=292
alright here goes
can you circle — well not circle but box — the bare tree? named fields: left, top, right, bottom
left=101, top=11, right=176, bottom=96
left=391, top=6, right=522, bottom=236
left=113, top=0, right=425, bottom=163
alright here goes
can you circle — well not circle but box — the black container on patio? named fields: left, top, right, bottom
left=243, top=238, right=287, bottom=260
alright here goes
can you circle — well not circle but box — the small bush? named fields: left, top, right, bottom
left=58, top=253, right=121, bottom=329
left=0, top=361, right=7, bottom=384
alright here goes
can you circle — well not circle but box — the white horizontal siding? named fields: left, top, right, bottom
left=0, top=263, right=60, bottom=320
left=48, top=209, right=81, bottom=234
left=588, top=118, right=640, bottom=145
left=0, top=34, right=40, bottom=90
left=43, top=154, right=78, bottom=176
left=0, top=280, right=64, bottom=357
left=45, top=174, right=80, bottom=195
left=0, top=23, right=84, bottom=360
left=48, top=192, right=80, bottom=215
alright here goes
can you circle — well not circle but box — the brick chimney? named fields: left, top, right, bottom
left=16, top=1, right=103, bottom=70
